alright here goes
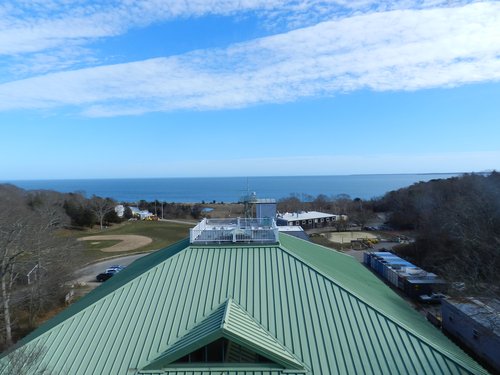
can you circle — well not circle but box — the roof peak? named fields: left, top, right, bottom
left=141, top=298, right=304, bottom=371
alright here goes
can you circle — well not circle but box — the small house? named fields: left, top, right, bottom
left=114, top=204, right=125, bottom=218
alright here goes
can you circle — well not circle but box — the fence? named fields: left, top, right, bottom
left=190, top=218, right=279, bottom=244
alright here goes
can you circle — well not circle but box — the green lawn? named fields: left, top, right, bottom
left=70, top=220, right=193, bottom=263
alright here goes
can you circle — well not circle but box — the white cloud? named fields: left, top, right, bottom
left=0, top=1, right=484, bottom=56
left=0, top=2, right=498, bottom=116
left=0, top=1, right=488, bottom=79
left=0, top=0, right=282, bottom=56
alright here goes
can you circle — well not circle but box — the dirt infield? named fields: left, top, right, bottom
left=78, top=235, right=153, bottom=252
left=323, top=231, right=377, bottom=243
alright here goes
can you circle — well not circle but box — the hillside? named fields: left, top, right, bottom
left=373, top=172, right=500, bottom=296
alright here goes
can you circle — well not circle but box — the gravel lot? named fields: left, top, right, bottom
left=323, top=231, right=378, bottom=243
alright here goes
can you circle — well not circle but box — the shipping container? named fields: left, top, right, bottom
left=387, top=267, right=399, bottom=287
left=363, top=252, right=374, bottom=265
left=365, top=252, right=447, bottom=297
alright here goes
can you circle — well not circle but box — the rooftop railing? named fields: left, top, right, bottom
left=190, top=218, right=279, bottom=244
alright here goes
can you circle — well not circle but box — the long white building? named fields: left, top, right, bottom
left=276, top=211, right=347, bottom=229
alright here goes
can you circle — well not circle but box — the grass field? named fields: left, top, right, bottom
left=201, top=203, right=244, bottom=218
left=70, top=220, right=193, bottom=263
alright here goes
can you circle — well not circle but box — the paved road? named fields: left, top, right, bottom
left=158, top=219, right=197, bottom=225
left=74, top=253, right=150, bottom=285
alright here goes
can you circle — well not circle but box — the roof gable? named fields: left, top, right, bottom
left=142, top=299, right=304, bottom=371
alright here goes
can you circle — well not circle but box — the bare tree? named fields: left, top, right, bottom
left=23, top=192, right=78, bottom=328
left=277, top=195, right=302, bottom=213
left=88, top=195, right=116, bottom=230
left=331, top=194, right=351, bottom=215
left=0, top=187, right=31, bottom=346
left=0, top=186, right=82, bottom=347
left=311, top=194, right=330, bottom=211
left=349, top=198, right=374, bottom=229
left=379, top=172, right=500, bottom=296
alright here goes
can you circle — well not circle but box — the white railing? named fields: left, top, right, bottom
left=190, top=218, right=279, bottom=244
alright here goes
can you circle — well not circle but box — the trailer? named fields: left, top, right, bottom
left=364, top=251, right=447, bottom=298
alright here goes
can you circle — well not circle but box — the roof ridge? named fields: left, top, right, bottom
left=221, top=297, right=232, bottom=327
left=221, top=299, right=305, bottom=370
left=277, top=238, right=486, bottom=374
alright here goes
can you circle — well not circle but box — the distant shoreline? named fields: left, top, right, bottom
left=3, top=173, right=466, bottom=203
left=1, top=171, right=469, bottom=183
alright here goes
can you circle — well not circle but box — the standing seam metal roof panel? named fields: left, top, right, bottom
left=1, top=235, right=487, bottom=375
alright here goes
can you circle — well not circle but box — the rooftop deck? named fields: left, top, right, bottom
left=189, top=218, right=279, bottom=244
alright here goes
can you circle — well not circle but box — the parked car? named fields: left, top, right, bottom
left=107, top=265, right=125, bottom=272
left=96, top=265, right=125, bottom=282
left=418, top=293, right=448, bottom=304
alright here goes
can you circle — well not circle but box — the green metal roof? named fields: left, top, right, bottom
left=143, top=298, right=304, bottom=371
left=1, top=234, right=487, bottom=374
left=279, top=234, right=479, bottom=365
left=139, top=371, right=286, bottom=375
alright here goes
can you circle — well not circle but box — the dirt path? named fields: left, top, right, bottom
left=78, top=235, right=153, bottom=252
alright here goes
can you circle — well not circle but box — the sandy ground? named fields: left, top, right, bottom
left=78, top=235, right=153, bottom=252
left=323, top=231, right=378, bottom=243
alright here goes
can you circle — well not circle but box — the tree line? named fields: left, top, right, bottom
left=373, top=172, right=500, bottom=295
left=134, top=200, right=204, bottom=220
left=0, top=185, right=142, bottom=350
left=0, top=185, right=85, bottom=350
left=0, top=185, right=207, bottom=351
left=277, top=193, right=375, bottom=229
left=64, top=197, right=204, bottom=227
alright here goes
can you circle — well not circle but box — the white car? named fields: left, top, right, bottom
left=96, top=265, right=125, bottom=282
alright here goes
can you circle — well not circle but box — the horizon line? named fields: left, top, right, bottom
left=2, top=171, right=488, bottom=183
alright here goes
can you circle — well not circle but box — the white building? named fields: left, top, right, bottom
left=276, top=211, right=347, bottom=229
left=129, top=206, right=153, bottom=220
left=114, top=205, right=125, bottom=218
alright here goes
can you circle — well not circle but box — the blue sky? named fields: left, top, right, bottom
left=0, top=0, right=499, bottom=180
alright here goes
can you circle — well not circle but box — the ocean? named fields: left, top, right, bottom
left=5, top=174, right=460, bottom=203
